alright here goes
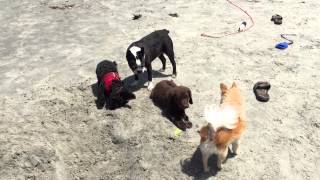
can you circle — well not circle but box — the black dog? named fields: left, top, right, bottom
left=126, top=29, right=177, bottom=90
left=95, top=60, right=136, bottom=110
left=150, top=80, right=193, bottom=131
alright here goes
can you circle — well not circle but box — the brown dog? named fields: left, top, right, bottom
left=150, top=80, right=193, bottom=130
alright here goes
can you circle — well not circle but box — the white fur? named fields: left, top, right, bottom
left=129, top=46, right=141, bottom=58
left=136, top=59, right=141, bottom=66
left=204, top=105, right=238, bottom=131
left=147, top=81, right=154, bottom=91
left=130, top=46, right=146, bottom=71
left=238, top=21, right=246, bottom=32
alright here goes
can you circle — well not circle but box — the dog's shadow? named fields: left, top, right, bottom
left=122, top=70, right=171, bottom=92
left=91, top=70, right=170, bottom=97
left=90, top=70, right=171, bottom=108
left=91, top=83, right=99, bottom=98
left=181, top=147, right=236, bottom=179
left=150, top=99, right=188, bottom=131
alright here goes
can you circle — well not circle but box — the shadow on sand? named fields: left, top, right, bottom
left=91, top=70, right=171, bottom=97
left=121, top=70, right=171, bottom=92
left=180, top=147, right=236, bottom=179
left=90, top=70, right=171, bottom=108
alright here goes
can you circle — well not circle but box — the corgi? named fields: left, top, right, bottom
left=199, top=82, right=246, bottom=172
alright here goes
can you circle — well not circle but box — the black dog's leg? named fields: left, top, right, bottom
left=158, top=54, right=166, bottom=71
left=164, top=38, right=177, bottom=77
left=166, top=50, right=176, bottom=78
left=146, top=62, right=154, bottom=90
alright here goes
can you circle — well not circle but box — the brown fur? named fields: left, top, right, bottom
left=199, top=82, right=246, bottom=171
left=150, top=80, right=193, bottom=130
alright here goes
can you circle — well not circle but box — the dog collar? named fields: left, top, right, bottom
left=102, top=72, right=121, bottom=95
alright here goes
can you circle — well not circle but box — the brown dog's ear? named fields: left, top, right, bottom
left=188, top=89, right=193, bottom=104
left=231, top=82, right=237, bottom=88
left=220, top=83, right=228, bottom=93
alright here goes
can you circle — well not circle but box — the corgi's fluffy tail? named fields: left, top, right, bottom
left=204, top=105, right=238, bottom=131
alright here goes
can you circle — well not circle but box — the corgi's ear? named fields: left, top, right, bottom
left=231, top=82, right=237, bottom=88
left=220, top=83, right=228, bottom=93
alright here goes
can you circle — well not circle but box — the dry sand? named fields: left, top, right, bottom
left=1, top=0, right=320, bottom=179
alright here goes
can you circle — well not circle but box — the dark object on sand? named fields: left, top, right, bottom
left=49, top=4, right=75, bottom=10
left=253, top=81, right=271, bottom=102
left=169, top=13, right=179, bottom=17
left=271, top=14, right=282, bottom=25
left=132, top=14, right=142, bottom=20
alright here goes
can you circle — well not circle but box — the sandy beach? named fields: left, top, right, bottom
left=0, top=0, right=319, bottom=179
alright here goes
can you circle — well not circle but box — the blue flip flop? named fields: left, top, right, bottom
left=275, top=42, right=289, bottom=49
left=275, top=34, right=295, bottom=50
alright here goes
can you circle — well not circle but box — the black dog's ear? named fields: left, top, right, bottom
left=188, top=89, right=193, bottom=104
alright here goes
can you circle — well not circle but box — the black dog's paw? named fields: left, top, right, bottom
left=95, top=99, right=105, bottom=109
left=123, top=104, right=132, bottom=109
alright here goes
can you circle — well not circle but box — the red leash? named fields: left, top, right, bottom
left=201, top=0, right=254, bottom=38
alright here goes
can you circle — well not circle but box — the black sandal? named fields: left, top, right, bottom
left=253, top=81, right=271, bottom=102
left=271, top=14, right=282, bottom=25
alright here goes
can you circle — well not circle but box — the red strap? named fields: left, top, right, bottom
left=201, top=0, right=254, bottom=38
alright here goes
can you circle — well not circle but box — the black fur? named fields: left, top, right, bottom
left=95, top=60, right=135, bottom=110
left=126, top=29, right=177, bottom=82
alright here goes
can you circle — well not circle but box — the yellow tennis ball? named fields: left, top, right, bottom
left=174, top=128, right=182, bottom=136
